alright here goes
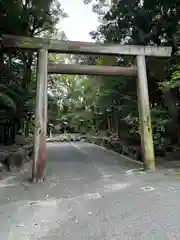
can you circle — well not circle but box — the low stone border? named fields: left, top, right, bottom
left=125, top=168, right=144, bottom=174
left=0, top=143, right=33, bottom=172
left=46, top=134, right=86, bottom=143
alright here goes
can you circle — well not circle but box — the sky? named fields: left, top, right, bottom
left=58, top=0, right=99, bottom=42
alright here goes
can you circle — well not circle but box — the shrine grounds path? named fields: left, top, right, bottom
left=0, top=142, right=180, bottom=239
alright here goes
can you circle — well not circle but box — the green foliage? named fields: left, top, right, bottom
left=0, top=0, right=66, bottom=37
left=151, top=105, right=171, bottom=147
left=1, top=0, right=180, bottom=157
left=47, top=0, right=180, bottom=156
left=0, top=0, right=67, bottom=142
left=80, top=0, right=180, bottom=154
left=160, top=65, right=180, bottom=89
left=0, top=65, right=24, bottom=115
left=0, top=91, right=16, bottom=113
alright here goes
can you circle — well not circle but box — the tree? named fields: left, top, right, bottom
left=0, top=0, right=67, bottom=143
left=81, top=0, right=180, bottom=154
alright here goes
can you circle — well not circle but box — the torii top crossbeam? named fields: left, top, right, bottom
left=2, top=35, right=172, bottom=57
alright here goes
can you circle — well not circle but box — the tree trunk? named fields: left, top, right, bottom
left=107, top=116, right=111, bottom=132
left=10, top=119, right=16, bottom=144
left=25, top=121, right=30, bottom=137
left=114, top=111, right=119, bottom=137
left=163, top=89, right=180, bottom=144
left=19, top=52, right=33, bottom=133
left=4, top=124, right=9, bottom=145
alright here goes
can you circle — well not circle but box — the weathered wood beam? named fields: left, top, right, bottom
left=48, top=64, right=137, bottom=76
left=2, top=35, right=172, bottom=57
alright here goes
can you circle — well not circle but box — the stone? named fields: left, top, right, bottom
left=10, top=148, right=26, bottom=168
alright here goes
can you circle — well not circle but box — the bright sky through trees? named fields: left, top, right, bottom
left=59, top=0, right=99, bottom=41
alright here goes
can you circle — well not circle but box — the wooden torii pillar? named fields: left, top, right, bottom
left=32, top=49, right=48, bottom=182
left=2, top=35, right=172, bottom=182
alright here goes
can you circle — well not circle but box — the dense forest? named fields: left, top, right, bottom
left=0, top=0, right=180, bottom=162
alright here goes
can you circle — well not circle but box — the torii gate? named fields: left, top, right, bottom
left=2, top=35, right=172, bottom=182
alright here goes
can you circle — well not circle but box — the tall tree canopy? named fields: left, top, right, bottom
left=0, top=0, right=67, bottom=143
left=77, top=0, right=180, bottom=152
